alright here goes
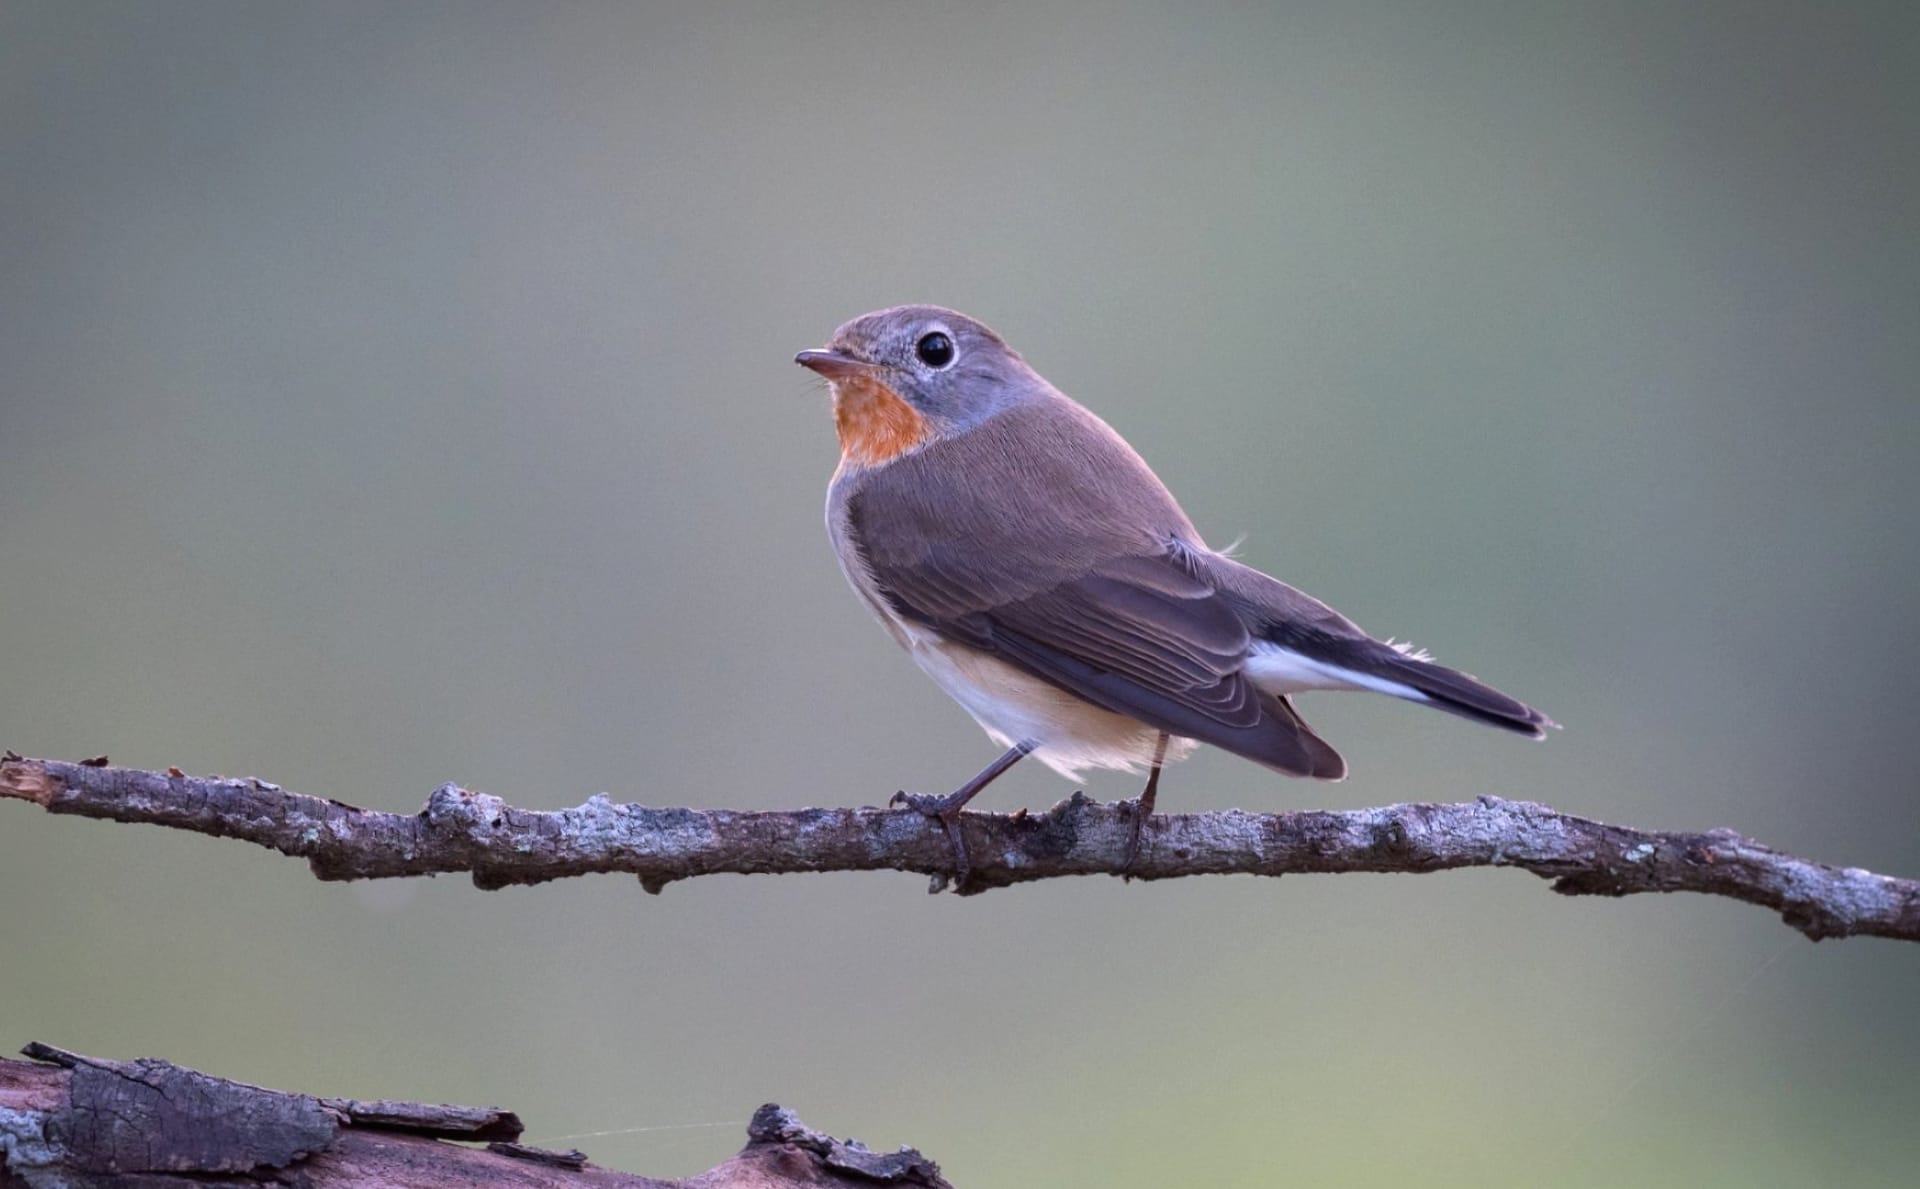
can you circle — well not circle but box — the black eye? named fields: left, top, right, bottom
left=914, top=331, right=955, bottom=369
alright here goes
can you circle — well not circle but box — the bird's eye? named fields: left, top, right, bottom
left=914, top=331, right=955, bottom=369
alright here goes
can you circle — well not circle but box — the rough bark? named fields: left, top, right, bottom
left=0, top=1043, right=948, bottom=1188
left=4, top=754, right=1916, bottom=942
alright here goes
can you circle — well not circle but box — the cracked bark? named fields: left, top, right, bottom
left=0, top=1043, right=948, bottom=1188
left=4, top=754, right=1917, bottom=942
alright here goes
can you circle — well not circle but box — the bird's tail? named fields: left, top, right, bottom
left=1251, top=634, right=1557, bottom=738
left=1198, top=549, right=1557, bottom=738
left=1367, top=643, right=1557, bottom=737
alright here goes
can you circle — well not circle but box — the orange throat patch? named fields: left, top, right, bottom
left=832, top=376, right=929, bottom=468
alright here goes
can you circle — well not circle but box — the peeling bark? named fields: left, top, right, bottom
left=4, top=754, right=1917, bottom=942
left=0, top=1044, right=948, bottom=1188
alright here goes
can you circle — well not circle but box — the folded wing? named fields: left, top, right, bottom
left=866, top=541, right=1347, bottom=779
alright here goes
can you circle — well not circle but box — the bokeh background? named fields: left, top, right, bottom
left=3, top=3, right=1916, bottom=1185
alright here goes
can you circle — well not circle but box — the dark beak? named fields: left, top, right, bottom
left=794, top=348, right=872, bottom=380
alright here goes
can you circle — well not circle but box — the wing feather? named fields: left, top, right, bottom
left=864, top=536, right=1332, bottom=774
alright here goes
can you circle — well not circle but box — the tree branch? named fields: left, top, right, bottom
left=0, top=1041, right=950, bottom=1187
left=5, top=754, right=1916, bottom=943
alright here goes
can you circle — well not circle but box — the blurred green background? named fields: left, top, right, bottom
left=3, top=2, right=1916, bottom=1185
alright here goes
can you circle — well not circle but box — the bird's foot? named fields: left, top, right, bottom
left=1122, top=741, right=1166, bottom=882
left=889, top=790, right=975, bottom=888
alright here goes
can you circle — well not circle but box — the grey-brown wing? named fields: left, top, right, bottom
left=867, top=544, right=1342, bottom=777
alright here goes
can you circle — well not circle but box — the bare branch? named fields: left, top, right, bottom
left=0, top=1041, right=949, bottom=1187
left=5, top=754, right=1917, bottom=943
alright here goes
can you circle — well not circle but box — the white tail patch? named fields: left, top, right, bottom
left=1245, top=642, right=1432, bottom=703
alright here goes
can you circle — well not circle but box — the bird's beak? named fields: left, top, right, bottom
left=794, top=348, right=873, bottom=380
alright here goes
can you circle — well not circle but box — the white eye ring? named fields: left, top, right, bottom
left=914, top=328, right=957, bottom=370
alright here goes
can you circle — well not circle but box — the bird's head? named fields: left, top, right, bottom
left=796, top=305, right=1036, bottom=468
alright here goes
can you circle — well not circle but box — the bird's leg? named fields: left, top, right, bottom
left=891, top=740, right=1035, bottom=883
left=1123, top=732, right=1170, bottom=874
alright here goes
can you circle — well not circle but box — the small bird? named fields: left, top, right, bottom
left=798, top=305, right=1553, bottom=878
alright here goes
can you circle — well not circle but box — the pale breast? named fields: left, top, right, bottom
left=825, top=482, right=913, bottom=646
left=826, top=484, right=1189, bottom=779
left=905, top=632, right=1195, bottom=780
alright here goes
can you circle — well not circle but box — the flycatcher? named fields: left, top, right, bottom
left=798, top=305, right=1553, bottom=877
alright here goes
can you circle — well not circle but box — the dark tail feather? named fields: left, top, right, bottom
left=1285, top=635, right=1557, bottom=738
left=1373, top=647, right=1556, bottom=738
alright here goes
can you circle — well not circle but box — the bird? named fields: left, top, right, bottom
left=796, top=305, right=1553, bottom=880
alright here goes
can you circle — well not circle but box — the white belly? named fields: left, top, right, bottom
left=826, top=494, right=1195, bottom=780
left=903, top=624, right=1195, bottom=780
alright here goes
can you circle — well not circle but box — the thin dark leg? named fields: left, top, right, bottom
left=891, top=741, right=1036, bottom=883
left=1123, top=732, right=1170, bottom=874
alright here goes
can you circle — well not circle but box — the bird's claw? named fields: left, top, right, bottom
left=890, top=789, right=952, bottom=816
left=890, top=790, right=973, bottom=887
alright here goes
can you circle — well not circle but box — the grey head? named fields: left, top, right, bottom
left=794, top=305, right=1045, bottom=434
